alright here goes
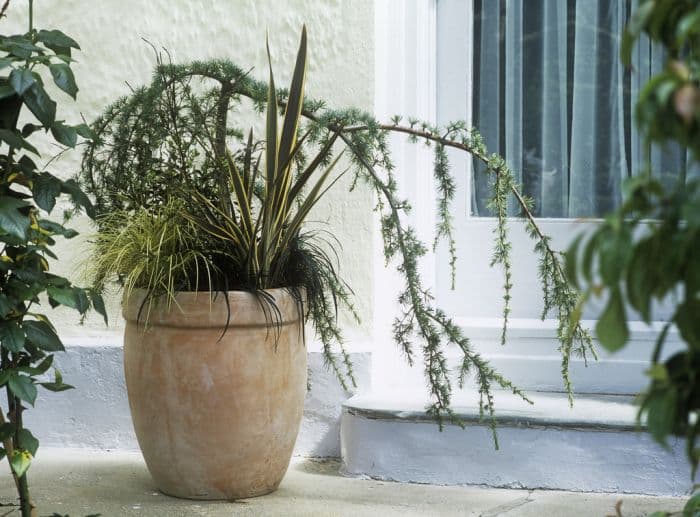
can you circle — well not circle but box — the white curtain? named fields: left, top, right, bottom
left=472, top=0, right=697, bottom=218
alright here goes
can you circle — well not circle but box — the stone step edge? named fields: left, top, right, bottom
left=343, top=391, right=645, bottom=432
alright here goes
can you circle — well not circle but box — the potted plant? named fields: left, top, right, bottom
left=82, top=26, right=592, bottom=500
left=88, top=28, right=354, bottom=500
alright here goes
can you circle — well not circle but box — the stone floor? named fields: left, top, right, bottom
left=0, top=448, right=687, bottom=516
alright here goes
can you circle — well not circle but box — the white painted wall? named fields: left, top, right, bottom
left=2, top=0, right=375, bottom=346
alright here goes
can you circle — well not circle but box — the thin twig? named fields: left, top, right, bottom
left=0, top=0, right=10, bottom=19
left=0, top=408, right=21, bottom=496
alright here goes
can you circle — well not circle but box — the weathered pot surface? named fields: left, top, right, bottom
left=122, top=288, right=307, bottom=500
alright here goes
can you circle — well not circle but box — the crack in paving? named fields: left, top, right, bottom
left=479, top=490, right=535, bottom=517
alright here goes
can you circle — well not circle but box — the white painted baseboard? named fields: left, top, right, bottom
left=24, top=338, right=370, bottom=458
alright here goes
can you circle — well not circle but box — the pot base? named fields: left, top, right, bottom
left=159, top=482, right=280, bottom=501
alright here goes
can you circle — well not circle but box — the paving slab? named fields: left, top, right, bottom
left=0, top=448, right=686, bottom=516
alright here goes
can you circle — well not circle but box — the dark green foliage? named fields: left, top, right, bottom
left=0, top=3, right=102, bottom=515
left=80, top=32, right=593, bottom=441
left=567, top=0, right=700, bottom=487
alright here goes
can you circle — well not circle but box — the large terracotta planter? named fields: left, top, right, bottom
left=122, top=288, right=307, bottom=500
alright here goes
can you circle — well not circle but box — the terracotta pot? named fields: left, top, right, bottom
left=122, top=288, right=307, bottom=500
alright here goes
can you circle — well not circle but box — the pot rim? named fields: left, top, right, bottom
left=122, top=287, right=306, bottom=328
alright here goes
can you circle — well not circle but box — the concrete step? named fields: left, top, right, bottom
left=340, top=390, right=694, bottom=496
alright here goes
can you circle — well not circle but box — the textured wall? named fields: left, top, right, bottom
left=2, top=0, right=375, bottom=342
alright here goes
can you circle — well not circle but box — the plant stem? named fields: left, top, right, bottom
left=0, top=0, right=10, bottom=19
left=0, top=403, right=20, bottom=496
left=17, top=464, right=31, bottom=517
left=6, top=387, right=33, bottom=517
left=374, top=122, right=571, bottom=287
left=27, top=0, right=32, bottom=33
left=0, top=350, right=21, bottom=498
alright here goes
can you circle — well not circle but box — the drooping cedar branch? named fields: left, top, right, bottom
left=81, top=59, right=595, bottom=442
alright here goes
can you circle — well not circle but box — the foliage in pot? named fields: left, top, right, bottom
left=87, top=28, right=360, bottom=500
left=81, top=30, right=593, bottom=443
left=0, top=1, right=104, bottom=515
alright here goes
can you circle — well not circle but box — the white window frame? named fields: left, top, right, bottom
left=373, top=0, right=680, bottom=396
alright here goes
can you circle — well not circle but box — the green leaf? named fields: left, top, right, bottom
left=10, top=449, right=32, bottom=477
left=90, top=291, right=108, bottom=325
left=645, top=388, right=677, bottom=445
left=0, top=293, right=12, bottom=318
left=17, top=155, right=37, bottom=174
left=61, top=179, right=94, bottom=218
left=564, top=234, right=583, bottom=288
left=23, top=83, right=56, bottom=126
left=47, top=286, right=78, bottom=309
left=278, top=25, right=307, bottom=176
left=18, top=354, right=53, bottom=376
left=581, top=232, right=599, bottom=284
left=4, top=38, right=42, bottom=59
left=49, top=63, right=78, bottom=99
left=33, top=173, right=62, bottom=213
left=50, top=121, right=77, bottom=147
left=37, top=29, right=80, bottom=51
left=40, top=381, right=73, bottom=392
left=646, top=363, right=668, bottom=382
left=675, top=298, right=700, bottom=350
left=9, top=68, right=36, bottom=96
left=621, top=1, right=655, bottom=64
left=17, top=429, right=38, bottom=456
left=40, top=369, right=73, bottom=392
left=676, top=10, right=700, bottom=47
left=38, top=219, right=78, bottom=238
left=23, top=320, right=64, bottom=352
left=0, top=321, right=25, bottom=353
left=73, top=123, right=97, bottom=141
left=595, top=288, right=629, bottom=352
left=626, top=241, right=654, bottom=322
left=599, top=228, right=632, bottom=285
left=0, top=128, right=23, bottom=149
left=0, top=196, right=30, bottom=240
left=8, top=375, right=37, bottom=405
left=74, top=288, right=90, bottom=313
left=21, top=123, right=41, bottom=138
left=683, top=492, right=700, bottom=515
left=0, top=128, right=39, bottom=155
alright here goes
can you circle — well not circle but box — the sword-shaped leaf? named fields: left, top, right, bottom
left=273, top=25, right=307, bottom=220
left=288, top=130, right=342, bottom=202
left=278, top=151, right=346, bottom=253
left=278, top=25, right=307, bottom=174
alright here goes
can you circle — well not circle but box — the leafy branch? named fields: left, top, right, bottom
left=81, top=57, right=595, bottom=442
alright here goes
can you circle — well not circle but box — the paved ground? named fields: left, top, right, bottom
left=0, top=448, right=686, bottom=516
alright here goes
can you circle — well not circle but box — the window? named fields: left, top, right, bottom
left=374, top=0, right=682, bottom=395
left=469, top=0, right=697, bottom=218
left=436, top=0, right=678, bottom=325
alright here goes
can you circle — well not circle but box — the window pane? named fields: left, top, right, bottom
left=470, top=0, right=694, bottom=218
